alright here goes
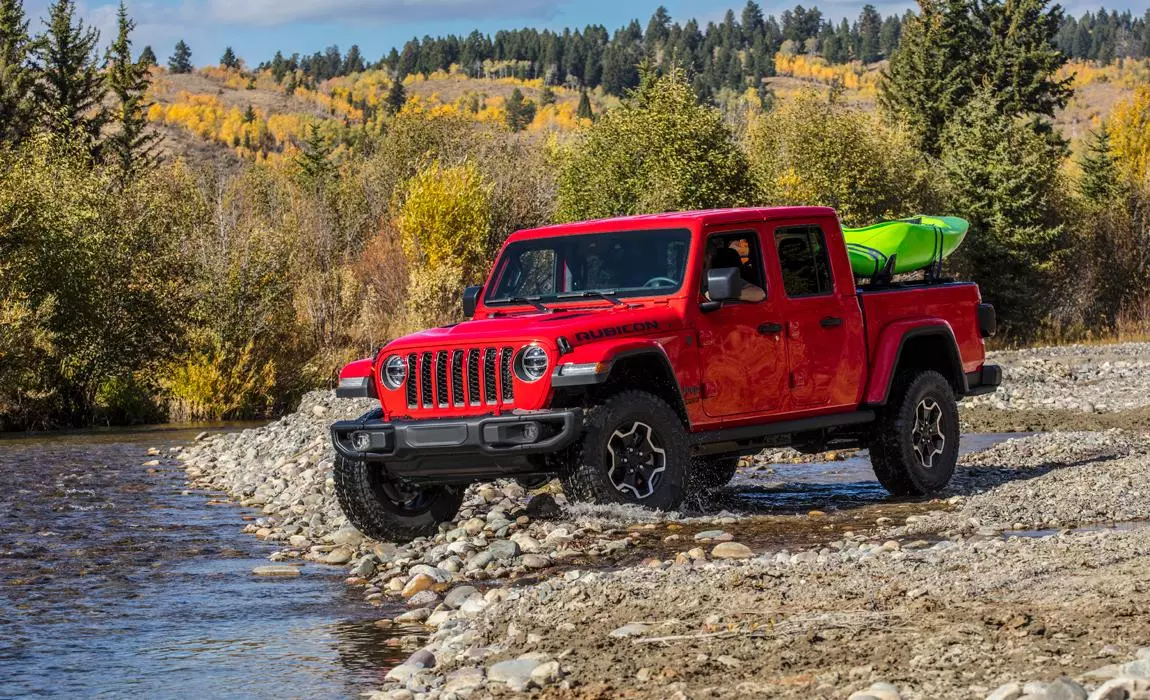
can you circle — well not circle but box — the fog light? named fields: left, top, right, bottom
left=352, top=432, right=371, bottom=451
left=522, top=421, right=540, bottom=442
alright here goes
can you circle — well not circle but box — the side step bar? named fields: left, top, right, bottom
left=690, top=410, right=875, bottom=456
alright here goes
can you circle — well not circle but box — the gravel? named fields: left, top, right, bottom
left=178, top=344, right=1150, bottom=700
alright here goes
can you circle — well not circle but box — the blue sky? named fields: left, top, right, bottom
left=25, top=0, right=1147, bottom=67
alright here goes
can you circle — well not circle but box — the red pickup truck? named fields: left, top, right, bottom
left=332, top=207, right=1000, bottom=541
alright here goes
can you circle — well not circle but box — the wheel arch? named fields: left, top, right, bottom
left=864, top=322, right=968, bottom=405
left=552, top=343, right=690, bottom=427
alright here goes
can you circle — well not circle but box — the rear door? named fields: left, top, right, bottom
left=767, top=219, right=866, bottom=409
left=695, top=225, right=789, bottom=418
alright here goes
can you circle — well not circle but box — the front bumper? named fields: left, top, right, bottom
left=330, top=408, right=582, bottom=484
left=965, top=363, right=1002, bottom=396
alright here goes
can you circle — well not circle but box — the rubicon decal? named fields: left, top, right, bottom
left=575, top=321, right=659, bottom=343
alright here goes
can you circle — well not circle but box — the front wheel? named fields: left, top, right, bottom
left=560, top=391, right=690, bottom=511
left=869, top=370, right=960, bottom=496
left=332, top=455, right=463, bottom=542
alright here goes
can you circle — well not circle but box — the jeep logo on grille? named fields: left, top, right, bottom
left=574, top=321, right=659, bottom=343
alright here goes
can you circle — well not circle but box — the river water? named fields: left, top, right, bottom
left=0, top=427, right=405, bottom=699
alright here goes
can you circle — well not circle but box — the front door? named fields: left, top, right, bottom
left=769, top=220, right=865, bottom=409
left=696, top=227, right=789, bottom=418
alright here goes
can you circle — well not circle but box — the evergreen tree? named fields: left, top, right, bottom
left=219, top=46, right=237, bottom=68
left=242, top=103, right=256, bottom=122
left=385, top=75, right=405, bottom=114
left=879, top=15, right=901, bottom=58
left=741, top=1, right=765, bottom=45
left=343, top=44, right=364, bottom=73
left=282, top=71, right=297, bottom=95
left=576, top=88, right=594, bottom=120
left=269, top=50, right=286, bottom=82
left=505, top=87, right=536, bottom=131
left=168, top=39, right=191, bottom=73
left=1078, top=125, right=1122, bottom=204
left=104, top=1, right=159, bottom=175
left=857, top=4, right=883, bottom=62
left=32, top=0, right=107, bottom=147
left=0, top=0, right=36, bottom=145
left=539, top=86, right=556, bottom=106
left=296, top=123, right=332, bottom=181
left=980, top=0, right=1072, bottom=126
left=138, top=44, right=155, bottom=66
left=940, top=88, right=1066, bottom=334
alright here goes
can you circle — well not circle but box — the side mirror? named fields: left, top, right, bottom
left=462, top=285, right=482, bottom=318
left=705, top=267, right=742, bottom=304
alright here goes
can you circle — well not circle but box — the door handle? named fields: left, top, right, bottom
left=820, top=316, right=843, bottom=329
left=757, top=322, right=783, bottom=335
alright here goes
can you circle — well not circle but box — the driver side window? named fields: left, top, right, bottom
left=702, top=232, right=767, bottom=301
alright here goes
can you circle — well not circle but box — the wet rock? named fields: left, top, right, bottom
left=394, top=608, right=430, bottom=623
left=384, top=664, right=419, bottom=683
left=408, top=564, right=450, bottom=583
left=251, top=565, right=301, bottom=577
left=406, top=649, right=436, bottom=669
left=711, top=542, right=753, bottom=559
left=324, top=547, right=354, bottom=565
left=351, top=556, right=376, bottom=578
left=525, top=494, right=561, bottom=519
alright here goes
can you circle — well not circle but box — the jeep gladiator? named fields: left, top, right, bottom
left=331, top=207, right=1001, bottom=541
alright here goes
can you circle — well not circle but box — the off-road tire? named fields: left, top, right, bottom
left=560, top=391, right=690, bottom=511
left=690, top=456, right=739, bottom=490
left=869, top=370, right=960, bottom=496
left=333, top=455, right=464, bottom=542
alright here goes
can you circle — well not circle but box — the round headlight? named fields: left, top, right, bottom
left=515, top=345, right=549, bottom=383
left=381, top=355, right=407, bottom=390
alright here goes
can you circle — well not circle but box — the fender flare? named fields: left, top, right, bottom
left=551, top=341, right=676, bottom=388
left=863, top=320, right=968, bottom=405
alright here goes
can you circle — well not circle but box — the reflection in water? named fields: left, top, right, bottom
left=0, top=428, right=405, bottom=698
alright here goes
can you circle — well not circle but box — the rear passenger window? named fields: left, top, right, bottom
left=774, top=225, right=834, bottom=297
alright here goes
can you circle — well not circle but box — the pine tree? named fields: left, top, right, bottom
left=138, top=44, right=155, bottom=66
left=577, top=88, right=594, bottom=120
left=168, top=39, right=191, bottom=73
left=880, top=0, right=1071, bottom=156
left=296, top=122, right=332, bottom=181
left=505, top=87, right=536, bottom=132
left=539, top=86, right=556, bottom=106
left=0, top=0, right=36, bottom=145
left=1079, top=125, right=1122, bottom=204
left=857, top=4, right=883, bottom=63
left=104, top=1, right=158, bottom=175
left=219, top=46, right=237, bottom=69
left=32, top=0, right=107, bottom=147
left=385, top=75, right=405, bottom=114
left=940, top=88, right=1066, bottom=334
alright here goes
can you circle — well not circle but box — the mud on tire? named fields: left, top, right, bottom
left=869, top=370, right=960, bottom=496
left=333, top=455, right=464, bottom=542
left=560, top=390, right=690, bottom=511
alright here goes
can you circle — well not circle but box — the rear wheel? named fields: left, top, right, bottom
left=869, top=370, right=959, bottom=496
left=333, top=455, right=464, bottom=542
left=560, top=391, right=690, bottom=511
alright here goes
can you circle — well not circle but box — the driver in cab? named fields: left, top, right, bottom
left=706, top=245, right=766, bottom=302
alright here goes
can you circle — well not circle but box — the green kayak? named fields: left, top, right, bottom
left=843, top=216, right=969, bottom=277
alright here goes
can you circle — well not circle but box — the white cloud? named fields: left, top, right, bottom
left=207, top=0, right=566, bottom=28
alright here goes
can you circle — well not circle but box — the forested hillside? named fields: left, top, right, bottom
left=2, top=0, right=1149, bottom=430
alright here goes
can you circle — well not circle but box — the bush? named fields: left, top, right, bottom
left=746, top=90, right=938, bottom=226
left=556, top=67, right=752, bottom=222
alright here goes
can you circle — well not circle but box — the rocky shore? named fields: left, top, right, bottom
left=175, top=342, right=1150, bottom=700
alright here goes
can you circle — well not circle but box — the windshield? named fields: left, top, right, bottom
left=485, top=228, right=692, bottom=305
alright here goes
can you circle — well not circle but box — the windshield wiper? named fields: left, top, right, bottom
left=504, top=296, right=551, bottom=312
left=556, top=290, right=625, bottom=306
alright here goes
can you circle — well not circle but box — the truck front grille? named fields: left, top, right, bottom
left=405, top=346, right=518, bottom=411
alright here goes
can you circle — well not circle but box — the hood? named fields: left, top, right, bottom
left=384, top=304, right=683, bottom=352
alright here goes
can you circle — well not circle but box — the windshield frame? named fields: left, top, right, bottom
left=483, top=227, right=694, bottom=306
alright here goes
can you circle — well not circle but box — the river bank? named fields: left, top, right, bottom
left=174, top=342, right=1150, bottom=699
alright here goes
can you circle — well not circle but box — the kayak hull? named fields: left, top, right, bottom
left=842, top=216, right=968, bottom=277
